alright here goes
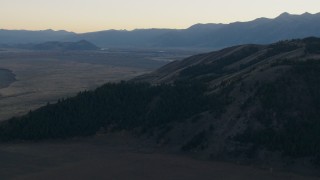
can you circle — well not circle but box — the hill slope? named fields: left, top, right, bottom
left=1, top=37, right=320, bottom=168
left=136, top=37, right=320, bottom=160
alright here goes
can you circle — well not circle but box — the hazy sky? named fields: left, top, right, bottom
left=1, top=0, right=320, bottom=33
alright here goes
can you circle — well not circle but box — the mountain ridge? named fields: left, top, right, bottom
left=0, top=40, right=100, bottom=51
left=1, top=12, right=320, bottom=48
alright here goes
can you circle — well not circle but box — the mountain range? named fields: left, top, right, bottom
left=1, top=12, right=320, bottom=49
left=0, top=40, right=99, bottom=51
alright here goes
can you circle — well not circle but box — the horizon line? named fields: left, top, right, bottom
left=1, top=11, right=318, bottom=34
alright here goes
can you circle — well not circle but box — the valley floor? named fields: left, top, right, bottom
left=0, top=49, right=195, bottom=121
left=0, top=134, right=318, bottom=180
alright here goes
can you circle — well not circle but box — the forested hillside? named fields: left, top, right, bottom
left=1, top=37, right=320, bottom=166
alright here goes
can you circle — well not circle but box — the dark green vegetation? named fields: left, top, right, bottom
left=0, top=69, right=15, bottom=89
left=305, top=37, right=320, bottom=54
left=1, top=37, right=320, bottom=168
left=0, top=81, right=228, bottom=141
left=236, top=60, right=320, bottom=159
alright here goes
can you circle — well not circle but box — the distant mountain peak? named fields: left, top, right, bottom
left=302, top=12, right=312, bottom=16
left=44, top=29, right=54, bottom=32
left=277, top=12, right=292, bottom=18
left=277, top=12, right=316, bottom=19
left=187, top=23, right=225, bottom=30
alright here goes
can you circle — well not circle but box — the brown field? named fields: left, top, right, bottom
left=0, top=134, right=318, bottom=180
left=0, top=49, right=195, bottom=121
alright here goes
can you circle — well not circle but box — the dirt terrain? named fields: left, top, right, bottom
left=0, top=49, right=195, bottom=121
left=0, top=134, right=318, bottom=180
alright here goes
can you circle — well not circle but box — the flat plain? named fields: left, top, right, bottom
left=0, top=133, right=318, bottom=180
left=0, top=48, right=196, bottom=121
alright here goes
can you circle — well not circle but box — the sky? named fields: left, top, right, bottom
left=1, top=0, right=320, bottom=33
